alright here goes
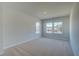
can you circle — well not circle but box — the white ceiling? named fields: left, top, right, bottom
left=4, top=2, right=74, bottom=19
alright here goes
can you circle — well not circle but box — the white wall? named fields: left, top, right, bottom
left=70, top=3, right=79, bottom=56
left=3, top=3, right=41, bottom=49
left=0, top=3, right=4, bottom=54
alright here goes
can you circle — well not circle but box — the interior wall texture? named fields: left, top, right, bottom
left=3, top=3, right=41, bottom=49
left=0, top=3, right=4, bottom=54
left=42, top=16, right=70, bottom=40
left=70, top=3, right=79, bottom=56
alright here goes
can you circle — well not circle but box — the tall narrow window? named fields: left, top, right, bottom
left=54, top=22, right=63, bottom=34
left=36, top=22, right=40, bottom=34
left=46, top=22, right=53, bottom=33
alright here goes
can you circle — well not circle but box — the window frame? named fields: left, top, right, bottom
left=45, top=22, right=63, bottom=34
left=45, top=22, right=53, bottom=33
left=54, top=22, right=63, bottom=34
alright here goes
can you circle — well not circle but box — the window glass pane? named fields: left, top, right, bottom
left=36, top=22, right=40, bottom=34
left=46, top=22, right=53, bottom=33
left=54, top=22, right=63, bottom=34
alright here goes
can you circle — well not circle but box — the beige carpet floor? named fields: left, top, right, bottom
left=1, top=38, right=74, bottom=56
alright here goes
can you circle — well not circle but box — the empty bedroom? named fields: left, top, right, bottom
left=0, top=2, right=79, bottom=56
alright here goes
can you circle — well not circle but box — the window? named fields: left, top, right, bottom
left=36, top=22, right=40, bottom=34
left=46, top=23, right=53, bottom=33
left=45, top=22, right=63, bottom=34
left=54, top=22, right=63, bottom=34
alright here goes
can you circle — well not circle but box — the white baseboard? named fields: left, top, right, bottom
left=4, top=36, right=40, bottom=49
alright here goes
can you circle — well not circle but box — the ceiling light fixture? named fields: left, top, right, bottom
left=43, top=11, right=47, bottom=14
